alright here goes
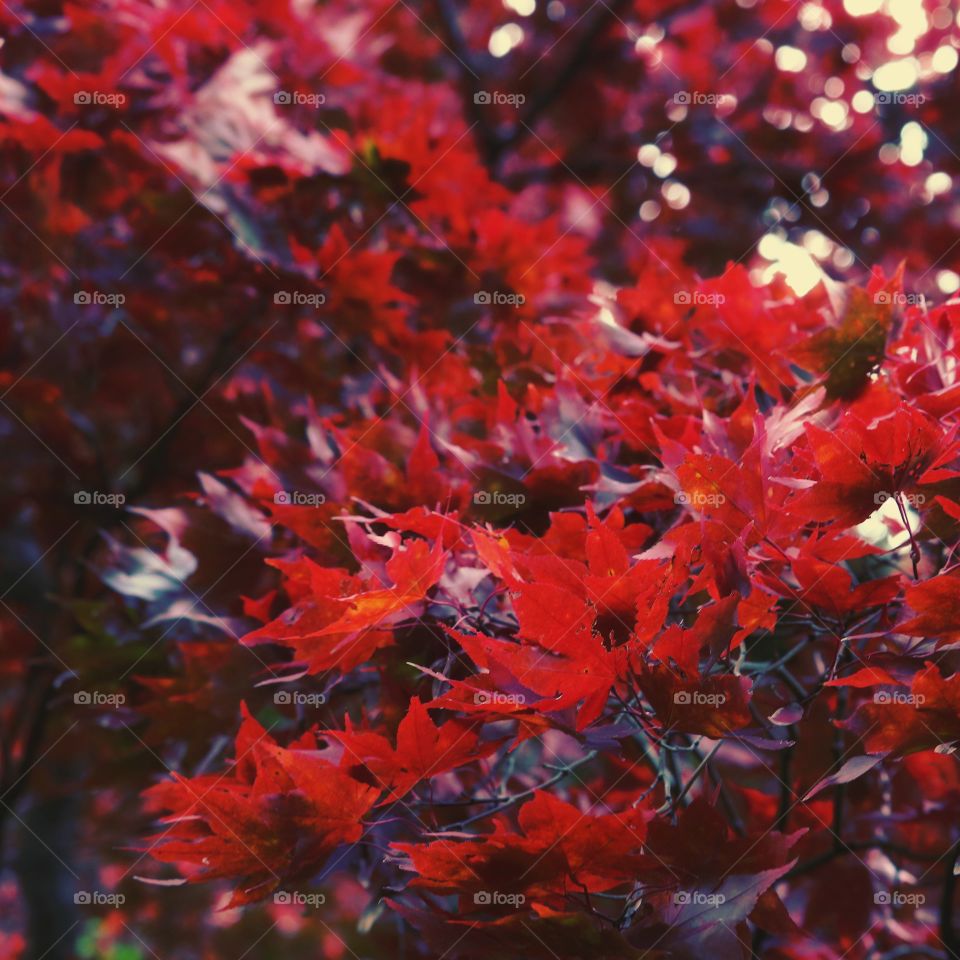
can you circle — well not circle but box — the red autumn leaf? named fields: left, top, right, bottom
left=898, top=572, right=960, bottom=643
left=448, top=625, right=627, bottom=731
left=791, top=397, right=957, bottom=527
left=241, top=538, right=445, bottom=672
left=323, top=697, right=500, bottom=802
left=790, top=285, right=893, bottom=400
left=143, top=707, right=379, bottom=904
left=394, top=791, right=649, bottom=906
left=824, top=666, right=901, bottom=688
left=633, top=798, right=803, bottom=956
left=512, top=581, right=594, bottom=650
left=840, top=664, right=960, bottom=757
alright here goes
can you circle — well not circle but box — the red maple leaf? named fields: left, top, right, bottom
left=143, top=706, right=379, bottom=905
left=323, top=697, right=500, bottom=802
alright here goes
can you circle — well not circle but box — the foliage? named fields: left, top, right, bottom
left=2, top=1, right=960, bottom=958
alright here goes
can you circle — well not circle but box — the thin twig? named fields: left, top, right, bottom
left=445, top=750, right=598, bottom=830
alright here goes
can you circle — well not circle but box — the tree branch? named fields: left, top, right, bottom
left=433, top=0, right=501, bottom=169
left=494, top=0, right=634, bottom=159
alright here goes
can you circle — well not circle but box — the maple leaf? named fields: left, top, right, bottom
left=639, top=666, right=753, bottom=739
left=781, top=556, right=899, bottom=619
left=424, top=679, right=553, bottom=745
left=897, top=571, right=960, bottom=643
left=839, top=664, right=960, bottom=756
left=512, top=581, right=594, bottom=650
left=242, top=538, right=446, bottom=672
left=316, top=537, right=447, bottom=635
left=394, top=791, right=648, bottom=906
left=634, top=798, right=803, bottom=957
left=639, top=599, right=753, bottom=737
left=144, top=706, right=379, bottom=904
left=791, top=395, right=957, bottom=527
left=676, top=452, right=767, bottom=538
left=791, top=284, right=893, bottom=399
left=324, top=697, right=499, bottom=802
left=448, top=625, right=625, bottom=731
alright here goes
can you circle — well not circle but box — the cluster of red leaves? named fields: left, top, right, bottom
left=3, top=1, right=960, bottom=959
left=117, top=258, right=960, bottom=960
